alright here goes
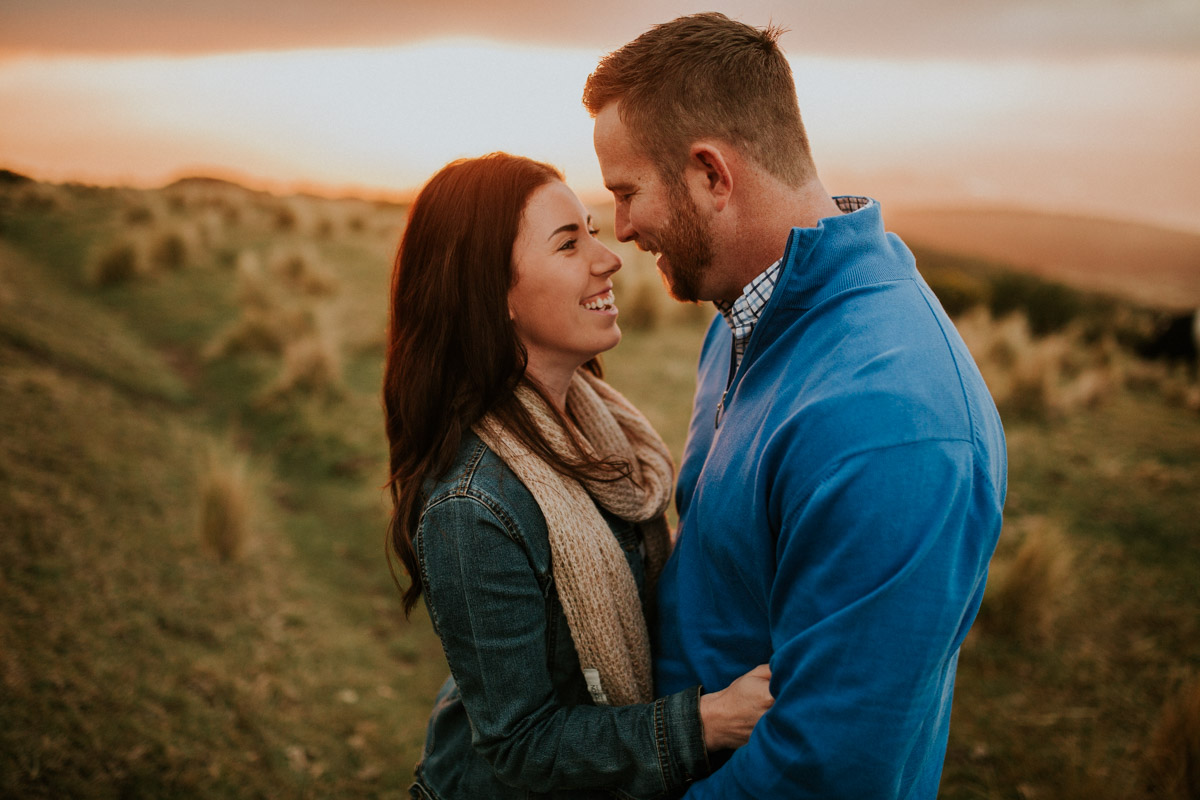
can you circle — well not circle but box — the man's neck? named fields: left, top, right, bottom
left=712, top=176, right=842, bottom=303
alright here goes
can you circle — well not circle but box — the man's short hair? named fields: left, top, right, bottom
left=583, top=12, right=814, bottom=187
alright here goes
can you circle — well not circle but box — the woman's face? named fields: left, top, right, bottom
left=509, top=180, right=623, bottom=384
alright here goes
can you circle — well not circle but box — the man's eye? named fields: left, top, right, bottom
left=588, top=228, right=600, bottom=237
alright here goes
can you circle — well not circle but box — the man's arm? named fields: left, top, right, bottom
left=685, top=439, right=1003, bottom=798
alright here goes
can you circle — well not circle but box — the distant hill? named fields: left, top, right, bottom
left=887, top=206, right=1200, bottom=310
left=0, top=168, right=34, bottom=184
left=163, top=175, right=256, bottom=192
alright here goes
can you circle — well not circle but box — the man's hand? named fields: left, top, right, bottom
left=698, top=664, right=774, bottom=751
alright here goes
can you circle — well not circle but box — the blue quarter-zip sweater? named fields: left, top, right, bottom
left=655, top=200, right=1007, bottom=799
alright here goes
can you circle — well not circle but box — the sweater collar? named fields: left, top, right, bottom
left=769, top=197, right=915, bottom=315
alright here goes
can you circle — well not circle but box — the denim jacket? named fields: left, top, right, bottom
left=410, top=430, right=709, bottom=800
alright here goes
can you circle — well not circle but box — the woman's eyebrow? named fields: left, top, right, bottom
left=547, top=222, right=580, bottom=240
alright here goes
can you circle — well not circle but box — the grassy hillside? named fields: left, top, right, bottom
left=0, top=178, right=444, bottom=798
left=887, top=206, right=1200, bottom=310
left=2, top=176, right=1199, bottom=799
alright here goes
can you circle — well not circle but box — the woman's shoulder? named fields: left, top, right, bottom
left=421, top=429, right=544, bottom=537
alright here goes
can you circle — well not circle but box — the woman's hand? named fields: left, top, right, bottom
left=698, top=663, right=774, bottom=751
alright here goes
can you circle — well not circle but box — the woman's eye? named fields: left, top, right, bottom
left=588, top=228, right=600, bottom=237
left=558, top=238, right=577, bottom=251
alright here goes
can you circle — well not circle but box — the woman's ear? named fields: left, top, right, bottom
left=688, top=142, right=733, bottom=212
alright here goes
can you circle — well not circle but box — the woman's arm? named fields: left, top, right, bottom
left=420, top=494, right=767, bottom=797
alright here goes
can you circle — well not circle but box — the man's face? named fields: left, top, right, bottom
left=593, top=103, right=715, bottom=303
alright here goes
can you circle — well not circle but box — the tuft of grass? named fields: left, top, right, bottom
left=258, top=312, right=344, bottom=404
left=123, top=204, right=156, bottom=226
left=977, top=516, right=1075, bottom=645
left=86, top=238, right=142, bottom=287
left=198, top=444, right=253, bottom=562
left=272, top=203, right=297, bottom=232
left=267, top=245, right=339, bottom=297
left=989, top=271, right=1083, bottom=336
left=1144, top=675, right=1200, bottom=799
left=150, top=229, right=189, bottom=272
left=203, top=252, right=322, bottom=360
left=955, top=308, right=1121, bottom=421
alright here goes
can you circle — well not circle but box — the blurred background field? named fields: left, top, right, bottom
left=1, top=171, right=1199, bottom=799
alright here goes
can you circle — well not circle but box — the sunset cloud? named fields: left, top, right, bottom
left=2, top=0, right=1198, bottom=59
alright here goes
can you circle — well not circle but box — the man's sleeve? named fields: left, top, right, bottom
left=684, top=439, right=1003, bottom=799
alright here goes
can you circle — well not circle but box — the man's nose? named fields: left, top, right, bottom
left=614, top=204, right=635, bottom=243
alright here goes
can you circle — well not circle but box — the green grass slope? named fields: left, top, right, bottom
left=2, top=177, right=1198, bottom=799
left=0, top=181, right=441, bottom=798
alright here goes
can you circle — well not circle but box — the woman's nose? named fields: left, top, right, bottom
left=592, top=241, right=622, bottom=277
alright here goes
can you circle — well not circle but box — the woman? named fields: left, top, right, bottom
left=384, top=153, right=772, bottom=799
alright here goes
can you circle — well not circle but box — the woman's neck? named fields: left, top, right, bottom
left=522, top=360, right=575, bottom=413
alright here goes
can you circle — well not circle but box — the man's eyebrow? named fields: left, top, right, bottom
left=605, top=182, right=635, bottom=193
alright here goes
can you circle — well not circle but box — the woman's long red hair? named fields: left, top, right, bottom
left=383, top=153, right=621, bottom=615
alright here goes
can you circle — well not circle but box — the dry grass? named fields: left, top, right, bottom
left=258, top=310, right=344, bottom=404
left=86, top=237, right=144, bottom=286
left=197, top=443, right=253, bottom=562
left=267, top=244, right=339, bottom=297
left=11, top=175, right=1199, bottom=798
left=203, top=252, right=321, bottom=359
left=955, top=308, right=1123, bottom=420
left=205, top=242, right=343, bottom=403
left=150, top=228, right=189, bottom=271
left=976, top=516, right=1075, bottom=645
left=1144, top=675, right=1200, bottom=799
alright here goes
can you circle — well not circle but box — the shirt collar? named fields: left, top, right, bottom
left=716, top=195, right=872, bottom=344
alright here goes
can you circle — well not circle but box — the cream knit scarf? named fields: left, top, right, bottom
left=473, top=369, right=673, bottom=707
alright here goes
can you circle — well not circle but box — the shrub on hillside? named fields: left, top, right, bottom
left=976, top=516, right=1075, bottom=645
left=923, top=267, right=990, bottom=316
left=14, top=184, right=65, bottom=213
left=197, top=444, right=252, bottom=562
left=1144, top=674, right=1200, bottom=799
left=87, top=239, right=143, bottom=287
left=988, top=272, right=1081, bottom=336
left=273, top=204, right=298, bottom=232
left=955, top=309, right=1120, bottom=421
left=258, top=312, right=344, bottom=404
left=204, top=300, right=318, bottom=361
left=203, top=254, right=320, bottom=359
left=267, top=246, right=338, bottom=297
left=123, top=204, right=156, bottom=226
left=150, top=230, right=189, bottom=272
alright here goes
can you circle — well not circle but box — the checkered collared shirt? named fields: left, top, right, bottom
left=715, top=195, right=873, bottom=370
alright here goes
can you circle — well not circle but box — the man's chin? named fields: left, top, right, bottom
left=662, top=271, right=700, bottom=304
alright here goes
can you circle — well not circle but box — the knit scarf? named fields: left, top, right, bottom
left=473, top=369, right=673, bottom=706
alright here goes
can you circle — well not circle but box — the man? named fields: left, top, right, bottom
left=584, top=13, right=1006, bottom=799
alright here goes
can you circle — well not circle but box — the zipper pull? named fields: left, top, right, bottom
left=715, top=390, right=728, bottom=429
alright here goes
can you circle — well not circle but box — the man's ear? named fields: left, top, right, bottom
left=688, top=142, right=733, bottom=212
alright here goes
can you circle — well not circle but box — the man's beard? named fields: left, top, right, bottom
left=655, top=180, right=714, bottom=303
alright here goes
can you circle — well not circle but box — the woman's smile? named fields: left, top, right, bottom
left=582, top=289, right=617, bottom=314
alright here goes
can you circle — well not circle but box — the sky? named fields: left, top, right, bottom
left=2, top=0, right=1199, bottom=232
